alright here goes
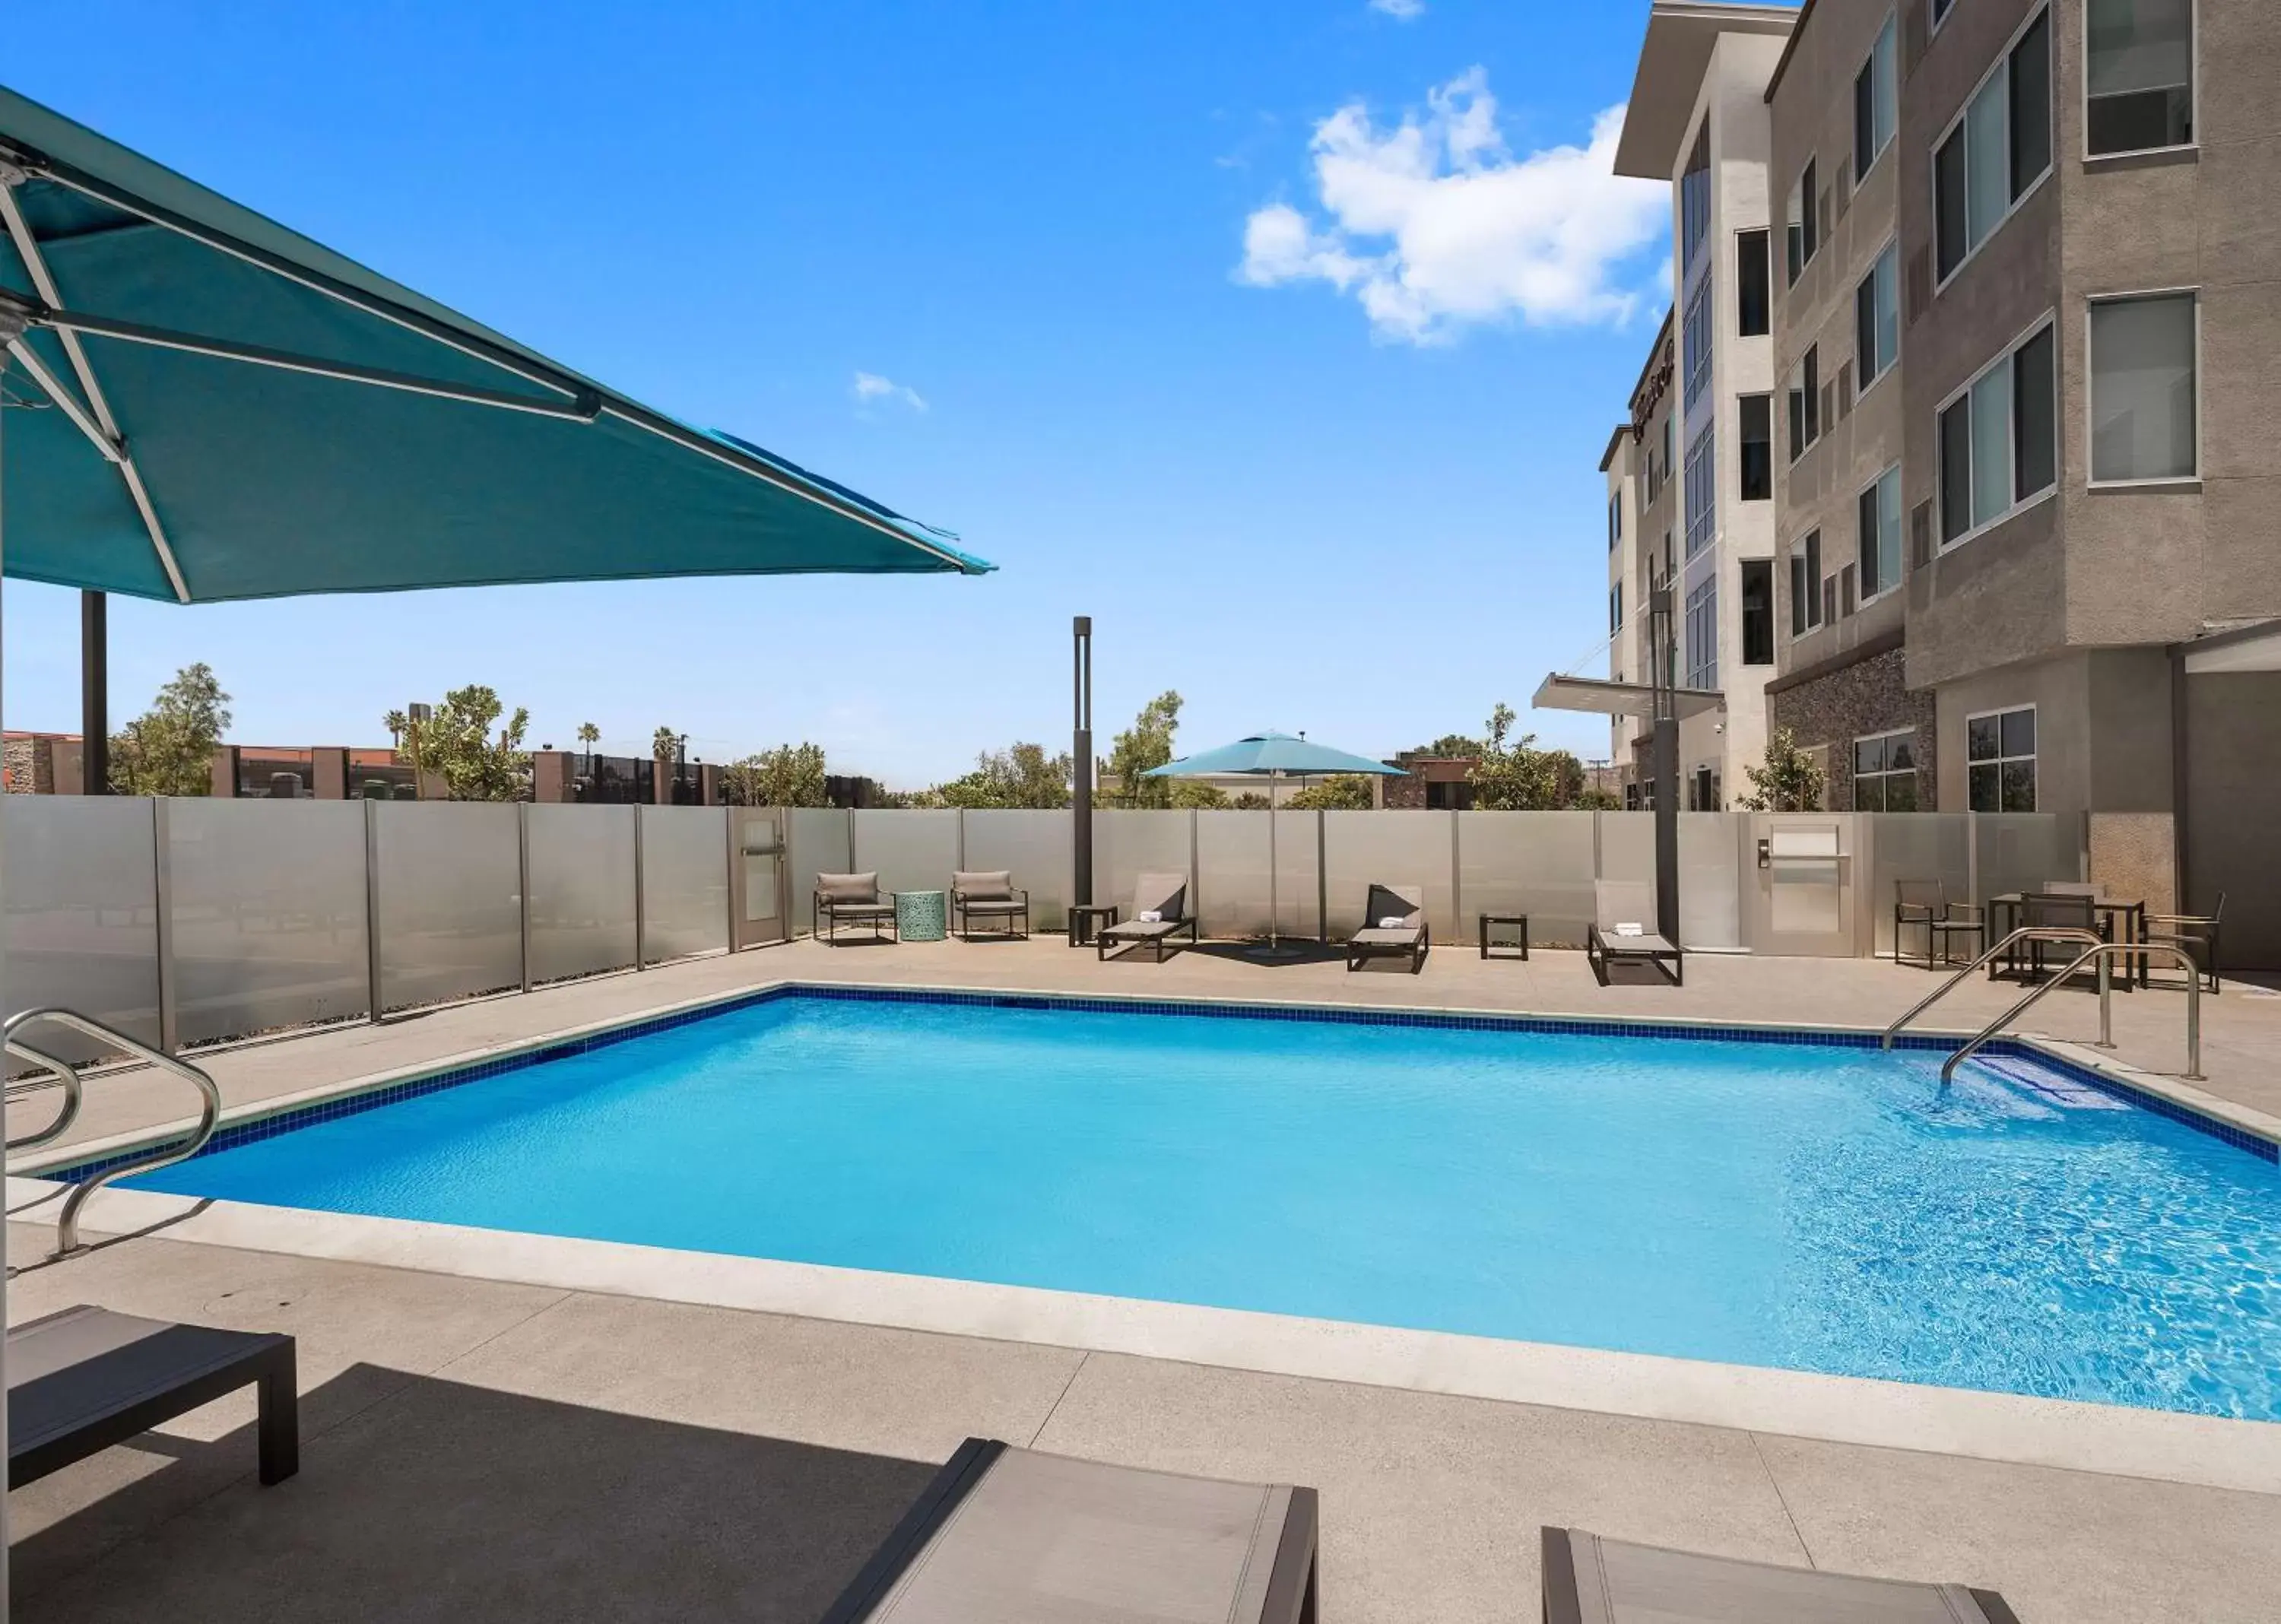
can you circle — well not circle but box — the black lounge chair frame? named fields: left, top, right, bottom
left=1585, top=880, right=1683, bottom=986
left=1346, top=882, right=1429, bottom=972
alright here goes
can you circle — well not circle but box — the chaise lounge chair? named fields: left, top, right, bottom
left=950, top=870, right=1029, bottom=940
left=1097, top=871, right=1199, bottom=962
left=1346, top=882, right=1429, bottom=972
left=1540, top=1526, right=2022, bottom=1622
left=814, top=871, right=898, bottom=944
left=824, top=1437, right=1318, bottom=1623
left=1586, top=880, right=1683, bottom=986
left=9, top=1305, right=298, bottom=1490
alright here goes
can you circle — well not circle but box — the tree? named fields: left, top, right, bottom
left=398, top=684, right=531, bottom=801
left=109, top=663, right=232, bottom=795
left=1226, top=789, right=1271, bottom=810
left=576, top=722, right=600, bottom=769
left=1286, top=772, right=1375, bottom=810
left=383, top=709, right=408, bottom=752
left=1102, top=690, right=1184, bottom=808
left=652, top=726, right=681, bottom=763
left=719, top=742, right=830, bottom=807
left=1572, top=785, right=1623, bottom=811
left=1466, top=703, right=1585, bottom=810
left=1169, top=779, right=1230, bottom=809
left=1413, top=732, right=1485, bottom=758
left=926, top=742, right=1074, bottom=808
left=1737, top=728, right=1826, bottom=811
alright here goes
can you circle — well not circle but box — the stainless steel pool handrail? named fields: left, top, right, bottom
left=1880, top=927, right=2105, bottom=1050
left=1941, top=941, right=2204, bottom=1086
left=2, top=1007, right=222, bottom=1256
left=5, top=1036, right=85, bottom=1153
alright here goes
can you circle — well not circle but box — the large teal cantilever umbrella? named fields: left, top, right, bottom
left=1145, top=731, right=1404, bottom=956
left=0, top=83, right=990, bottom=603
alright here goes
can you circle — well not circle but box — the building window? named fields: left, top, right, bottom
left=1854, top=14, right=1898, bottom=180
left=1608, top=490, right=1623, bottom=550
left=2087, top=0, right=2193, bottom=155
left=1689, top=766, right=1720, bottom=811
left=1683, top=278, right=1714, bottom=411
left=1857, top=464, right=1903, bottom=599
left=2089, top=292, right=2197, bottom=484
left=1930, top=0, right=1956, bottom=30
left=1683, top=421, right=1717, bottom=559
left=1680, top=125, right=1712, bottom=274
left=1787, top=345, right=1819, bottom=462
left=1967, top=706, right=2036, bottom=811
left=1855, top=242, right=1899, bottom=390
left=1853, top=730, right=1919, bottom=811
left=1610, top=580, right=1624, bottom=633
left=1937, top=318, right=2055, bottom=545
left=1789, top=529, right=1823, bottom=636
left=1737, top=229, right=1771, bottom=337
left=1934, top=8, right=2051, bottom=285
left=1740, top=559, right=1774, bottom=665
left=1739, top=395, right=1772, bottom=501
left=1664, top=415, right=1675, bottom=486
left=1785, top=157, right=1819, bottom=284
left=1685, top=574, right=1718, bottom=692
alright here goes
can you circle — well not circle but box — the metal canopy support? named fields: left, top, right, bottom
left=1072, top=616, right=1093, bottom=909
left=80, top=588, right=105, bottom=792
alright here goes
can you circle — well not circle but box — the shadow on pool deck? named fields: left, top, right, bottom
left=12, top=1365, right=937, bottom=1622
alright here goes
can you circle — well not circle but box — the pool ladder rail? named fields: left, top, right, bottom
left=5, top=1007, right=221, bottom=1258
left=1880, top=927, right=2205, bottom=1085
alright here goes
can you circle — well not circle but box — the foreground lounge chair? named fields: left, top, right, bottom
left=1541, top=1527, right=2022, bottom=1622
left=1098, top=871, right=1199, bottom=962
left=1586, top=880, right=1683, bottom=987
left=8, top=1305, right=297, bottom=1489
left=814, top=871, right=897, bottom=944
left=950, top=870, right=1029, bottom=940
left=824, top=1437, right=1318, bottom=1623
left=1347, top=882, right=1428, bottom=972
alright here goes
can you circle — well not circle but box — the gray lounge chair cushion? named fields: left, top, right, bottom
left=1594, top=880, right=1658, bottom=937
left=1548, top=1527, right=2013, bottom=1622
left=825, top=900, right=896, bottom=918
left=817, top=872, right=882, bottom=905
left=862, top=1445, right=1299, bottom=1622
left=1349, top=927, right=1420, bottom=948
left=952, top=871, right=1014, bottom=901
left=1128, top=872, right=1188, bottom=921
left=1101, top=916, right=1180, bottom=940
left=1353, top=883, right=1424, bottom=940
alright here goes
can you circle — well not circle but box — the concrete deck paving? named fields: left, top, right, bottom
left=8, top=936, right=2281, bottom=1619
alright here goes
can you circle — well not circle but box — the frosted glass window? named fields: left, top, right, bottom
left=2090, top=293, right=2197, bottom=482
left=1969, top=362, right=2013, bottom=528
left=2087, top=0, right=2193, bottom=154
left=1964, top=77, right=2009, bottom=250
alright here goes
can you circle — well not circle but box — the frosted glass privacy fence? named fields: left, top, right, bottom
left=2, top=800, right=2086, bottom=1059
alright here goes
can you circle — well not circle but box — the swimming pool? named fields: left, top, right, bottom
left=94, top=988, right=2281, bottom=1420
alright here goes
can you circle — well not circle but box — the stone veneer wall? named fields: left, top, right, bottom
left=1765, top=644, right=1936, bottom=811
left=4, top=737, right=54, bottom=794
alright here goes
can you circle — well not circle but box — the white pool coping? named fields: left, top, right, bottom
left=14, top=978, right=2279, bottom=1497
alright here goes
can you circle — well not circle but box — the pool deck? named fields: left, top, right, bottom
left=10, top=937, right=2281, bottom=1620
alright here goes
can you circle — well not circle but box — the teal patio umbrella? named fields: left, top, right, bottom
left=1145, top=731, right=1403, bottom=956
left=0, top=84, right=990, bottom=602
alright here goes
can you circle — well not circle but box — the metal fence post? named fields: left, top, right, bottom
left=633, top=805, right=647, bottom=970
left=517, top=801, right=533, bottom=994
left=1448, top=809, right=1462, bottom=943
left=1316, top=808, right=1328, bottom=947
left=152, top=798, right=179, bottom=1055
left=363, top=795, right=384, bottom=1023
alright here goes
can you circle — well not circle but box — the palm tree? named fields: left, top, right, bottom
left=576, top=721, right=599, bottom=777
left=383, top=708, right=408, bottom=756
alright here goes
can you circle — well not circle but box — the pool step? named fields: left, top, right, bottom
left=1966, top=1051, right=2128, bottom=1110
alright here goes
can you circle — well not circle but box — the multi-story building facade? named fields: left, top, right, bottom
left=1613, top=2, right=1797, bottom=810
left=1599, top=312, right=1673, bottom=805
left=1746, top=0, right=2280, bottom=956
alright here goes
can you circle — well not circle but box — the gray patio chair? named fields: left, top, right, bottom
left=2146, top=891, right=2223, bottom=994
left=825, top=1437, right=1318, bottom=1623
left=950, top=870, right=1029, bottom=940
left=9, top=1305, right=297, bottom=1490
left=1585, top=880, right=1682, bottom=986
left=1540, top=1527, right=2021, bottom=1622
left=814, top=871, right=898, bottom=944
left=1346, top=882, right=1429, bottom=972
left=1097, top=871, right=1198, bottom=962
left=1894, top=879, right=1984, bottom=970
left=2018, top=890, right=2098, bottom=983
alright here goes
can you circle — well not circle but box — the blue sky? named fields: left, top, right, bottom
left=4, top=0, right=1668, bottom=786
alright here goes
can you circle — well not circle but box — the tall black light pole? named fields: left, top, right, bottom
left=1648, top=582, right=1680, bottom=948
left=1072, top=616, right=1093, bottom=910
left=80, top=589, right=107, bottom=794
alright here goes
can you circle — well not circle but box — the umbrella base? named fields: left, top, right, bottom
left=1246, top=941, right=1305, bottom=959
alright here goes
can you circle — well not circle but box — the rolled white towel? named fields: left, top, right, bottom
left=1614, top=921, right=1644, bottom=937
left=1378, top=916, right=1406, bottom=929
left=1137, top=909, right=1163, bottom=923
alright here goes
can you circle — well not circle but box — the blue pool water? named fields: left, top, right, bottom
left=119, top=994, right=2281, bottom=1419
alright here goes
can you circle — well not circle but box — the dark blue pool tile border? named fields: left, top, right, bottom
left=43, top=981, right=2276, bottom=1182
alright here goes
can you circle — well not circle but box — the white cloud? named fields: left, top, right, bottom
left=1237, top=71, right=1666, bottom=343
left=852, top=371, right=928, bottom=412
left=1369, top=0, right=1426, bottom=18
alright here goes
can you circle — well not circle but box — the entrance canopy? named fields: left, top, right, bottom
left=0, top=84, right=988, bottom=602
left=1531, top=673, right=1724, bottom=722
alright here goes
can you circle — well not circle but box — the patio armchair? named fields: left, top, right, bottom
left=1540, top=1527, right=2021, bottom=1622
left=1097, top=871, right=1198, bottom=962
left=2145, top=892, right=2223, bottom=994
left=1585, top=880, right=1682, bottom=987
left=824, top=1437, right=1318, bottom=1623
left=2016, top=891, right=2100, bottom=983
left=814, top=871, right=898, bottom=944
left=1346, top=883, right=1429, bottom=973
left=1893, top=879, right=1984, bottom=970
left=950, top=870, right=1030, bottom=940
